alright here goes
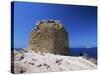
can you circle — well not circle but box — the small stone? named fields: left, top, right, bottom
left=28, top=62, right=35, bottom=65
left=37, top=64, right=42, bottom=67
left=18, top=55, right=24, bottom=61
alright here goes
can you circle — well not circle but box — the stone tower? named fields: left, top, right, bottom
left=28, top=20, right=69, bottom=55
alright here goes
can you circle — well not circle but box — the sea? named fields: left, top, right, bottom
left=69, top=47, right=97, bottom=59
left=14, top=47, right=97, bottom=59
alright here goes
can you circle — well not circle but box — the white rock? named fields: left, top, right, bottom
left=13, top=50, right=97, bottom=74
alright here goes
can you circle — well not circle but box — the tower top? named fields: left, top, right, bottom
left=35, top=19, right=63, bottom=30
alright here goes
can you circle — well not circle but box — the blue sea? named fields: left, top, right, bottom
left=69, top=48, right=97, bottom=59
left=14, top=47, right=97, bottom=59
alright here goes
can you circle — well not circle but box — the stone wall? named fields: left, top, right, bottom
left=28, top=20, right=69, bottom=55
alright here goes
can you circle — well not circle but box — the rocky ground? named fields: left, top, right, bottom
left=12, top=49, right=97, bottom=74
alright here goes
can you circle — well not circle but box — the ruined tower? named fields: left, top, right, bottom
left=28, top=20, right=69, bottom=55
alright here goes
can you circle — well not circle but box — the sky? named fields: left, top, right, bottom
left=12, top=1, right=97, bottom=48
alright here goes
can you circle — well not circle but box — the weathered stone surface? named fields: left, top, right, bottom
left=28, top=20, right=69, bottom=55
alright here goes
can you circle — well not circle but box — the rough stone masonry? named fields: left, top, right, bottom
left=28, top=20, right=69, bottom=55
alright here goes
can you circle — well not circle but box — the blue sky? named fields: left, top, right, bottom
left=12, top=1, right=97, bottom=48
